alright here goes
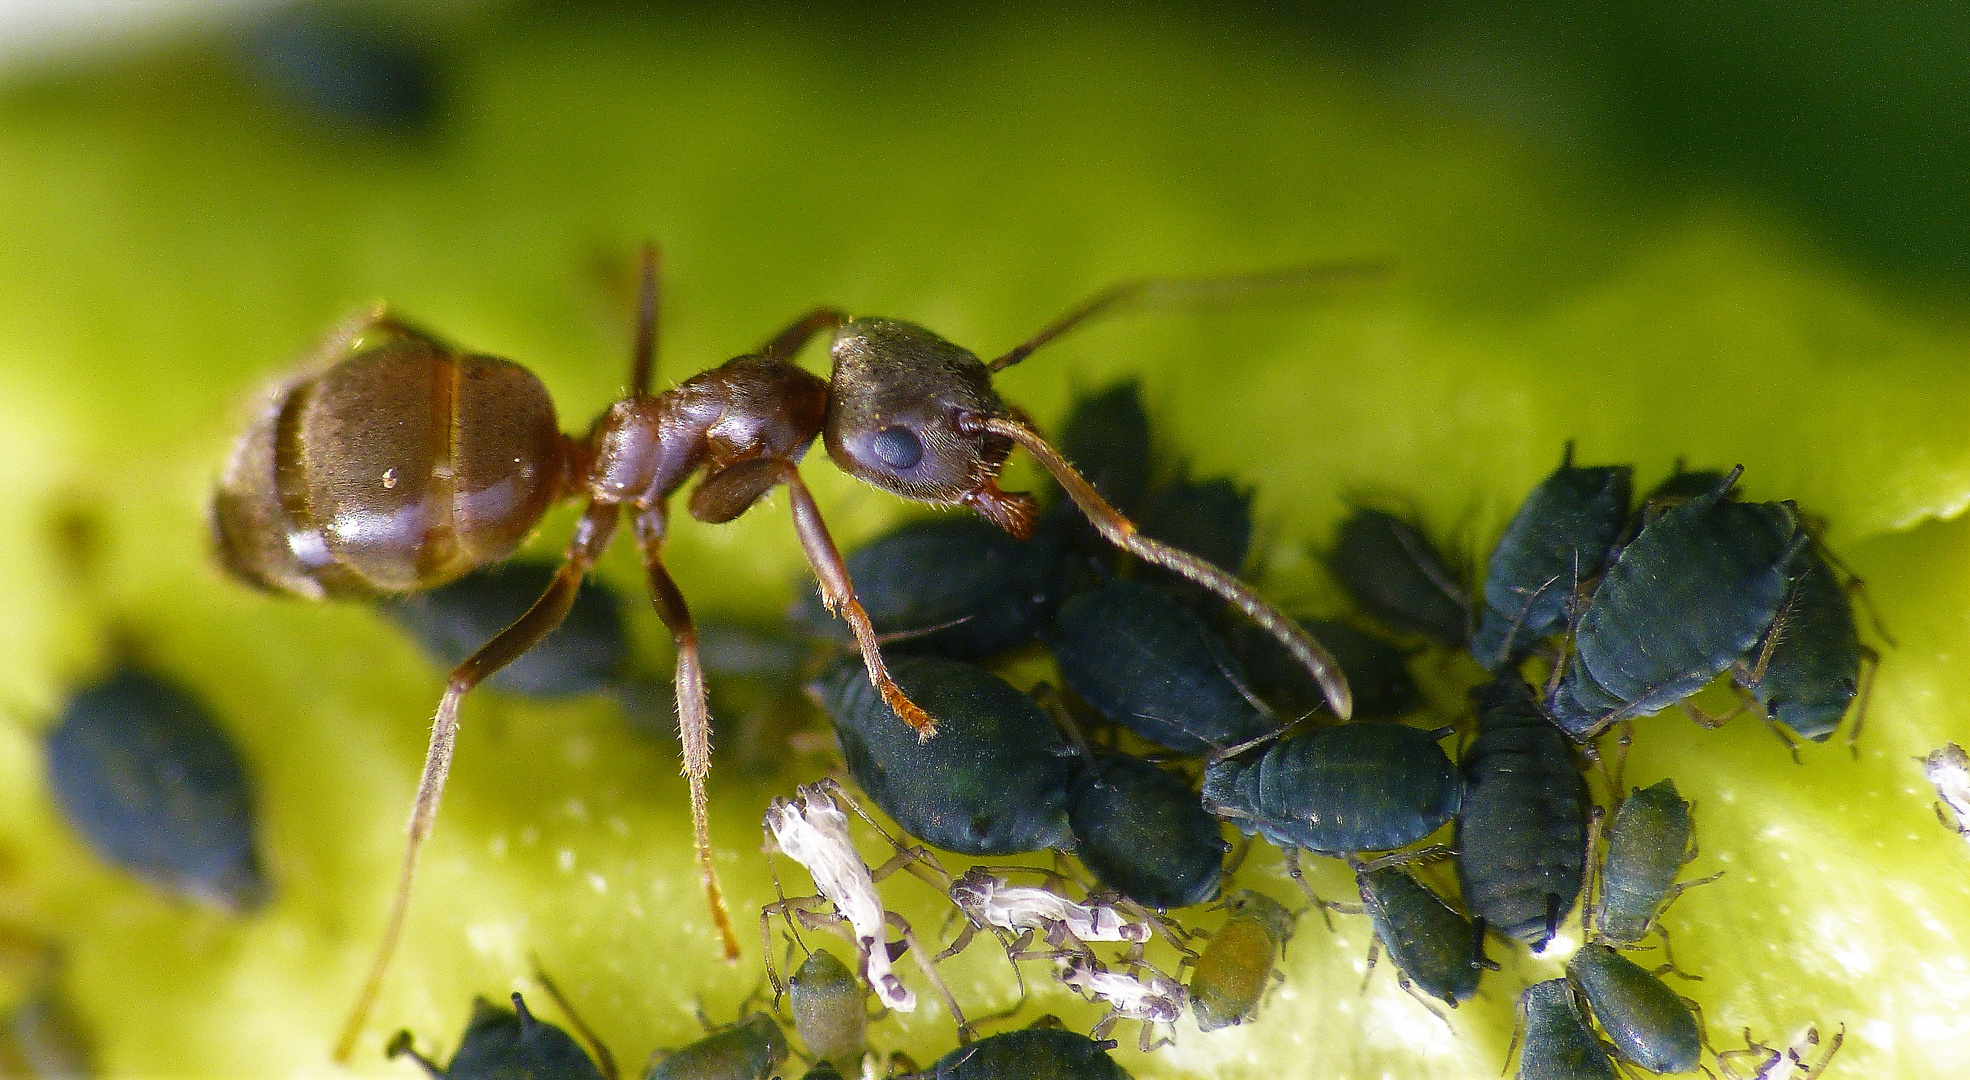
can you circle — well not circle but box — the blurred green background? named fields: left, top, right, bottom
left=1, top=2, right=1969, bottom=1077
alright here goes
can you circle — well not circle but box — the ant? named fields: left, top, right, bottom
left=209, top=246, right=1364, bottom=1062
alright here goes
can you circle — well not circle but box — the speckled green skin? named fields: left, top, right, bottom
left=1738, top=548, right=1863, bottom=742
left=1066, top=750, right=1229, bottom=910
left=1202, top=723, right=1461, bottom=855
left=1327, top=508, right=1470, bottom=649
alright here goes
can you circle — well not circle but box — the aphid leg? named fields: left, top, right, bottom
left=1677, top=695, right=1745, bottom=732
left=819, top=778, right=951, bottom=891
left=632, top=502, right=742, bottom=961
left=1846, top=643, right=1881, bottom=759
left=333, top=500, right=621, bottom=1064
left=933, top=921, right=980, bottom=964
left=757, top=307, right=850, bottom=364
left=776, top=464, right=936, bottom=736
left=884, top=911, right=973, bottom=1043
left=1390, top=970, right=1455, bottom=1027
left=385, top=1030, right=444, bottom=1078
left=1799, top=1025, right=1845, bottom=1080
left=1729, top=683, right=1803, bottom=762
left=1472, top=916, right=1500, bottom=972
left=1715, top=1028, right=1779, bottom=1080
left=1223, top=834, right=1256, bottom=876
left=976, top=414, right=1353, bottom=719
left=532, top=961, right=622, bottom=1080
left=1282, top=849, right=1340, bottom=930
left=1580, top=807, right=1606, bottom=942
left=1822, top=543, right=1897, bottom=648
left=762, top=858, right=809, bottom=1001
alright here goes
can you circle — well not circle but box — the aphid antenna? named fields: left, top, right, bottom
left=983, top=259, right=1389, bottom=374
left=530, top=958, right=621, bottom=1080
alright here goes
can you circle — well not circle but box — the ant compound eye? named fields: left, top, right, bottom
left=870, top=425, right=924, bottom=471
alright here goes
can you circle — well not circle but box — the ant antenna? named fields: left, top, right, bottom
left=631, top=244, right=660, bottom=397
left=974, top=415, right=1352, bottom=719
left=985, top=259, right=1387, bottom=373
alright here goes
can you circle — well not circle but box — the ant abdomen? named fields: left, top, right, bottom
left=213, top=329, right=569, bottom=599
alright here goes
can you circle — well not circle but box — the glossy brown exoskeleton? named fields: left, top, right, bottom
left=210, top=249, right=1360, bottom=1061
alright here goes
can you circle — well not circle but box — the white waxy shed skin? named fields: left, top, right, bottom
left=765, top=784, right=916, bottom=1011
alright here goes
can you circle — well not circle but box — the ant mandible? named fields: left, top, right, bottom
left=209, top=247, right=1361, bottom=1062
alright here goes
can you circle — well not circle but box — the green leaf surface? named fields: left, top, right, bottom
left=0, top=8, right=1966, bottom=1079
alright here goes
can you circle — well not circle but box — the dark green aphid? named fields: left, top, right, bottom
left=1201, top=723, right=1461, bottom=855
left=1355, top=862, right=1487, bottom=1007
left=1, top=990, right=93, bottom=1079
left=1469, top=446, right=1632, bottom=671
left=382, top=559, right=631, bottom=698
left=389, top=992, right=608, bottom=1080
left=1641, top=465, right=1731, bottom=520
left=1733, top=546, right=1871, bottom=744
left=786, top=948, right=867, bottom=1069
left=240, top=13, right=439, bottom=133
left=913, top=1026, right=1133, bottom=1079
left=1455, top=673, right=1589, bottom=948
left=815, top=655, right=1073, bottom=855
left=1186, top=890, right=1298, bottom=1031
left=1051, top=580, right=1279, bottom=755
left=789, top=516, right=1083, bottom=661
left=1327, top=506, right=1470, bottom=648
left=1512, top=979, right=1617, bottom=1080
left=45, top=665, right=269, bottom=911
left=1066, top=749, right=1229, bottom=910
left=1137, top=474, right=1255, bottom=609
left=1566, top=944, right=1703, bottom=1075
left=799, top=1064, right=847, bottom=1080
left=643, top=1012, right=788, bottom=1080
left=1055, top=381, right=1154, bottom=516
left=1547, top=471, right=1806, bottom=740
left=1223, top=617, right=1423, bottom=721
left=1594, top=780, right=1711, bottom=950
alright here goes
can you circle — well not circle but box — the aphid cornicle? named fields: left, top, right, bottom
left=210, top=250, right=1356, bottom=1058
left=388, top=992, right=609, bottom=1080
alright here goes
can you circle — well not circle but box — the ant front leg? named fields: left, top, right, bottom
left=775, top=462, right=935, bottom=735
left=334, top=500, right=621, bottom=1064
left=974, top=415, right=1352, bottom=720
left=632, top=501, right=743, bottom=962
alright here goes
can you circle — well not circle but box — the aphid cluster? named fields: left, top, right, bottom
left=129, top=251, right=1889, bottom=1074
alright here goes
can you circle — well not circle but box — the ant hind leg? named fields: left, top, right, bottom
left=332, top=500, right=623, bottom=1063
left=633, top=502, right=743, bottom=962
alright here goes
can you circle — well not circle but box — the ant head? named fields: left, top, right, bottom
left=824, top=319, right=1036, bottom=536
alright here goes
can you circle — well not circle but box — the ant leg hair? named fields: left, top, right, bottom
left=978, top=415, right=1352, bottom=719
left=632, top=501, right=743, bottom=962
left=629, top=243, right=659, bottom=398
left=775, top=463, right=936, bottom=735
left=333, top=500, right=621, bottom=1064
left=757, top=307, right=850, bottom=364
left=983, top=260, right=1388, bottom=373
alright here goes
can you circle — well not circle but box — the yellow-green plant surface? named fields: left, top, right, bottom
left=1, top=9, right=1967, bottom=1079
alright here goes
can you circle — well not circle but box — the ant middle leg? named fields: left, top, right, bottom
left=334, top=499, right=622, bottom=1063
left=632, top=501, right=743, bottom=962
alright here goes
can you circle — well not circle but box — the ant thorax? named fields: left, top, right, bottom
left=764, top=785, right=915, bottom=1011
left=1056, top=954, right=1187, bottom=1023
left=949, top=869, right=1149, bottom=944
